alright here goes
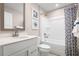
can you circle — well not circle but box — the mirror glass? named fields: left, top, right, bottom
left=4, top=3, right=25, bottom=30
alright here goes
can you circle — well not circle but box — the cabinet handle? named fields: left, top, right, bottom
left=27, top=50, right=29, bottom=56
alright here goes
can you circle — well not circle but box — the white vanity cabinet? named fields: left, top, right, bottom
left=28, top=44, right=39, bottom=56
left=0, top=37, right=39, bottom=56
left=10, top=49, right=28, bottom=56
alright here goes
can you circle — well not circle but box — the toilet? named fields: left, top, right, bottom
left=38, top=44, right=51, bottom=56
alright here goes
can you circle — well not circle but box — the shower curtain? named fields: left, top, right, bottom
left=64, top=4, right=78, bottom=56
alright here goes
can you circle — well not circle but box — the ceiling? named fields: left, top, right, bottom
left=36, top=3, right=71, bottom=12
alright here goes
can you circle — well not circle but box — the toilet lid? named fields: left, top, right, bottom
left=39, top=44, right=51, bottom=49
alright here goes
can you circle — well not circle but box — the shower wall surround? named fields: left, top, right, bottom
left=46, top=8, right=65, bottom=46
left=64, top=4, right=78, bottom=56
left=40, top=8, right=65, bottom=55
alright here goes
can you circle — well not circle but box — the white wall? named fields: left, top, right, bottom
left=25, top=3, right=40, bottom=36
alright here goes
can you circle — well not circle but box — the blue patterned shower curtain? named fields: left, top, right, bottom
left=64, top=4, right=78, bottom=56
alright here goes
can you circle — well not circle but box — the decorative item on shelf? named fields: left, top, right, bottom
left=32, top=8, right=39, bottom=29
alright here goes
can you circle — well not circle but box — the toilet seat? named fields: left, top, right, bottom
left=38, top=44, right=51, bottom=55
left=38, top=44, right=51, bottom=49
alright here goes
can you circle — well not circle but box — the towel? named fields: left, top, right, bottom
left=72, top=18, right=79, bottom=37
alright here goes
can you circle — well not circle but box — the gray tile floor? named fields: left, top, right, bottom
left=39, top=51, right=57, bottom=56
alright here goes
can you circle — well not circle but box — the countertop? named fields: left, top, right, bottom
left=0, top=35, right=38, bottom=46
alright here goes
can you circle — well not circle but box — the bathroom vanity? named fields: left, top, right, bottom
left=0, top=35, right=39, bottom=56
left=0, top=3, right=40, bottom=56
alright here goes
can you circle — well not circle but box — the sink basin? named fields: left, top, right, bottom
left=18, top=35, right=29, bottom=38
left=18, top=36, right=29, bottom=38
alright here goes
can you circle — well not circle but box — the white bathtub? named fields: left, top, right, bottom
left=41, top=38, right=65, bottom=46
left=41, top=39, right=65, bottom=56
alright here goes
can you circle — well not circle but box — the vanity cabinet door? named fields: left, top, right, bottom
left=28, top=44, right=38, bottom=56
left=0, top=46, right=3, bottom=56
left=3, top=38, right=38, bottom=56
left=10, top=49, right=28, bottom=56
left=3, top=41, right=28, bottom=56
left=28, top=48, right=38, bottom=56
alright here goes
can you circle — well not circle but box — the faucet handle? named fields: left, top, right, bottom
left=44, top=33, right=48, bottom=38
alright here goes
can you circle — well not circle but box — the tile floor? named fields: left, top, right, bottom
left=39, top=51, right=57, bottom=56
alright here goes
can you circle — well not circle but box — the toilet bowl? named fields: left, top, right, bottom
left=38, top=44, right=51, bottom=56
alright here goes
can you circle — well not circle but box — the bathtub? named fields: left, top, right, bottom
left=41, top=39, right=65, bottom=56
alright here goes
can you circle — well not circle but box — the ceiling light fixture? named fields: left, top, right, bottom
left=56, top=4, right=59, bottom=7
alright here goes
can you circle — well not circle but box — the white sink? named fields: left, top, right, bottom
left=18, top=36, right=29, bottom=38
left=18, top=35, right=30, bottom=38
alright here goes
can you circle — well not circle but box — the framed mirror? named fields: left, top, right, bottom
left=2, top=3, right=25, bottom=31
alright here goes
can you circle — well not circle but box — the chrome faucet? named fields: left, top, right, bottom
left=12, top=26, right=19, bottom=37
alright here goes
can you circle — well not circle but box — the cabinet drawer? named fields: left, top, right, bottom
left=3, top=38, right=36, bottom=56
